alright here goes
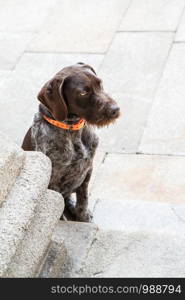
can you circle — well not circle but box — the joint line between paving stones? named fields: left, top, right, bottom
left=136, top=33, right=175, bottom=153
left=174, top=40, right=185, bottom=43
left=11, top=51, right=25, bottom=71
left=92, top=237, right=141, bottom=277
left=135, top=152, right=185, bottom=157
left=75, top=227, right=99, bottom=276
left=13, top=52, right=26, bottom=71
left=102, top=152, right=108, bottom=164
left=97, top=0, right=132, bottom=72
left=174, top=2, right=185, bottom=33
left=102, top=151, right=185, bottom=158
left=24, top=50, right=106, bottom=55
left=108, top=0, right=132, bottom=48
left=89, top=152, right=108, bottom=196
left=12, top=37, right=35, bottom=71
left=170, top=207, right=185, bottom=224
left=117, top=30, right=176, bottom=33
left=172, top=3, right=185, bottom=43
left=92, top=198, right=101, bottom=214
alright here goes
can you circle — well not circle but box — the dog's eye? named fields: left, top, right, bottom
left=80, top=91, right=88, bottom=96
left=79, top=87, right=90, bottom=96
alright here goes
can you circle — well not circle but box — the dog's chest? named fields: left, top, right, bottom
left=49, top=133, right=94, bottom=194
left=32, top=118, right=98, bottom=195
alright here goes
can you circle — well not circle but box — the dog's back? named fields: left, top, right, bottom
left=22, top=127, right=34, bottom=151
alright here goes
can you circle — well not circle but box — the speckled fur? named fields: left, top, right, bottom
left=31, top=105, right=98, bottom=221
left=22, top=63, right=120, bottom=222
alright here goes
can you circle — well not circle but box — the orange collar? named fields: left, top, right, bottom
left=43, top=115, right=85, bottom=130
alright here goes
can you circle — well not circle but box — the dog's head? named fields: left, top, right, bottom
left=38, top=63, right=120, bottom=126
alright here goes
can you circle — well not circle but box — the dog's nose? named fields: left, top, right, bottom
left=110, top=105, right=120, bottom=118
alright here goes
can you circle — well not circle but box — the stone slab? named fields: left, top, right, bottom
left=93, top=197, right=185, bottom=232
left=97, top=33, right=173, bottom=152
left=0, top=132, right=25, bottom=206
left=0, top=0, right=56, bottom=32
left=6, top=189, right=64, bottom=277
left=96, top=93, right=150, bottom=153
left=90, top=153, right=185, bottom=214
left=99, top=32, right=173, bottom=98
left=120, top=0, right=185, bottom=31
left=0, top=71, right=11, bottom=84
left=175, top=9, right=185, bottom=41
left=139, top=44, right=185, bottom=155
left=0, top=151, right=51, bottom=276
left=27, top=0, right=130, bottom=53
left=0, top=53, right=103, bottom=146
left=39, top=239, right=68, bottom=278
left=52, top=221, right=98, bottom=277
left=0, top=33, right=32, bottom=70
left=89, top=150, right=105, bottom=192
left=82, top=229, right=185, bottom=277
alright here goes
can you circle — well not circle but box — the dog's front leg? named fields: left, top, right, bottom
left=75, top=169, right=93, bottom=222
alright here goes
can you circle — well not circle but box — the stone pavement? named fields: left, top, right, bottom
left=1, top=0, right=185, bottom=277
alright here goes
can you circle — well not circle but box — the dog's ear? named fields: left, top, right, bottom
left=37, top=75, right=68, bottom=121
left=77, top=62, right=97, bottom=75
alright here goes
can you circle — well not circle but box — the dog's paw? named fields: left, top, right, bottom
left=76, top=208, right=93, bottom=223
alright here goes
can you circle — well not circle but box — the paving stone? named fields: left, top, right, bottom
left=82, top=229, right=185, bottom=277
left=97, top=33, right=172, bottom=152
left=52, top=221, right=98, bottom=277
left=0, top=71, right=11, bottom=83
left=0, top=0, right=56, bottom=32
left=14, top=52, right=103, bottom=76
left=175, top=9, right=185, bottom=41
left=89, top=150, right=105, bottom=192
left=1, top=0, right=185, bottom=280
left=0, top=53, right=103, bottom=145
left=0, top=151, right=51, bottom=276
left=93, top=196, right=185, bottom=232
left=99, top=32, right=173, bottom=97
left=120, top=0, right=185, bottom=31
left=90, top=153, right=185, bottom=213
left=96, top=93, right=150, bottom=153
left=139, top=44, right=185, bottom=155
left=27, top=0, right=130, bottom=53
left=39, top=239, right=68, bottom=278
left=6, top=189, right=64, bottom=277
left=0, top=33, right=32, bottom=70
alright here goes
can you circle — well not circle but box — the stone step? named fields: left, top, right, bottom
left=93, top=198, right=185, bottom=233
left=6, top=189, right=64, bottom=278
left=0, top=132, right=25, bottom=206
left=89, top=153, right=185, bottom=233
left=39, top=239, right=67, bottom=278
left=49, top=221, right=98, bottom=278
left=50, top=221, right=185, bottom=278
left=81, top=228, right=185, bottom=278
left=35, top=151, right=185, bottom=278
left=0, top=151, right=52, bottom=277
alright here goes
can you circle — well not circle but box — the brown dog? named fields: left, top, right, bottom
left=22, top=63, right=120, bottom=222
